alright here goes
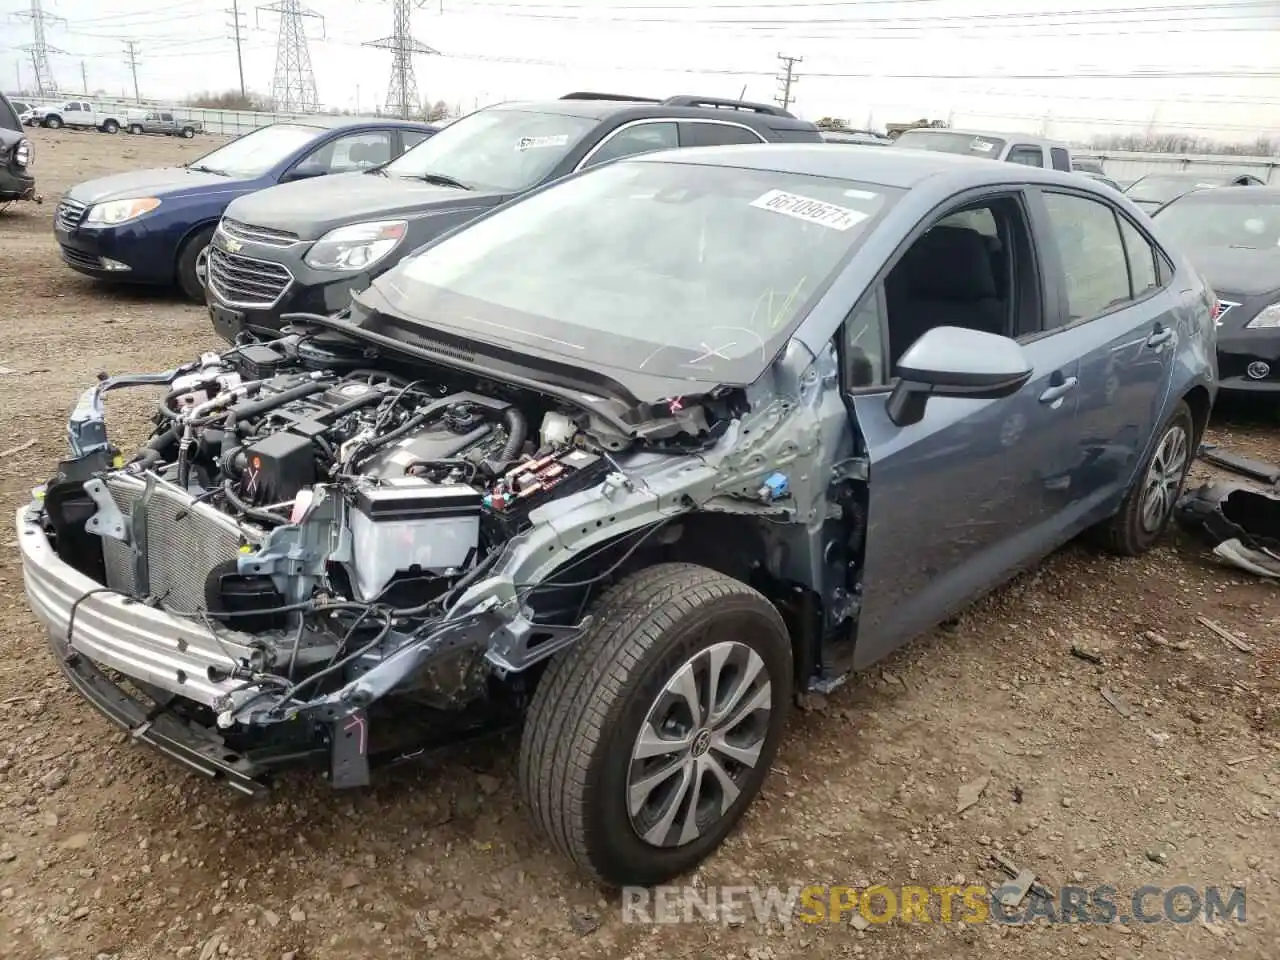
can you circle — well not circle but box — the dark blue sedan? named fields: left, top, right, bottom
left=53, top=117, right=437, bottom=300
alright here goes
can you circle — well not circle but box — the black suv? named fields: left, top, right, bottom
left=206, top=92, right=823, bottom=342
left=0, top=92, right=36, bottom=203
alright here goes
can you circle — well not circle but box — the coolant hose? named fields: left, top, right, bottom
left=499, top=406, right=527, bottom=462
left=222, top=479, right=290, bottom=525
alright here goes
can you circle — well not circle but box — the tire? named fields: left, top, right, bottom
left=43, top=115, right=62, bottom=129
left=180, top=127, right=195, bottom=139
left=128, top=124, right=143, bottom=135
left=176, top=225, right=215, bottom=302
left=519, top=562, right=793, bottom=886
left=1094, top=400, right=1195, bottom=556
left=102, top=120, right=119, bottom=134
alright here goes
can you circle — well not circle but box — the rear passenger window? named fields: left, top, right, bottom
left=679, top=122, right=764, bottom=148
left=1007, top=146, right=1044, bottom=167
left=1042, top=192, right=1131, bottom=323
left=583, top=122, right=678, bottom=168
left=1050, top=147, right=1071, bottom=172
left=1117, top=216, right=1160, bottom=298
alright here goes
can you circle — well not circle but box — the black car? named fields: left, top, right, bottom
left=1152, top=186, right=1280, bottom=395
left=206, top=92, right=823, bottom=342
left=0, top=92, right=36, bottom=203
left=1124, top=171, right=1264, bottom=212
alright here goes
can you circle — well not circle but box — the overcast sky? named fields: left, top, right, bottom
left=3, top=0, right=1279, bottom=141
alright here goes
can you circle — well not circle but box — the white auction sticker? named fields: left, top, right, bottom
left=971, top=138, right=997, bottom=153
left=516, top=134, right=569, bottom=151
left=750, top=190, right=869, bottom=231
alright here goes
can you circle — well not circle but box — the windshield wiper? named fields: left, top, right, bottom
left=188, top=163, right=230, bottom=177
left=417, top=172, right=471, bottom=190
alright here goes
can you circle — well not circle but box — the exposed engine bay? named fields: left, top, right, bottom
left=23, top=325, right=847, bottom=790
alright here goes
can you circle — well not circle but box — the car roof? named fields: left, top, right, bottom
left=487, top=94, right=818, bottom=130
left=1161, top=184, right=1280, bottom=203
left=279, top=115, right=438, bottom=132
left=896, top=127, right=1071, bottom=148
left=636, top=142, right=1088, bottom=191
left=1133, top=171, right=1255, bottom=183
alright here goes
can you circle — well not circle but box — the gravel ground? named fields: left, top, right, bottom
left=0, top=128, right=1277, bottom=960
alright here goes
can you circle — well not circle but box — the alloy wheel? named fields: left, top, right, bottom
left=194, top=246, right=210, bottom=288
left=627, top=640, right=772, bottom=848
left=1140, top=423, right=1189, bottom=533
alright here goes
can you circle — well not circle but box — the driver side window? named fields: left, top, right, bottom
left=839, top=194, right=1037, bottom=390
left=297, top=131, right=393, bottom=175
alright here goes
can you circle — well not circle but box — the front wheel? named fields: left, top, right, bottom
left=43, top=115, right=62, bottom=129
left=176, top=226, right=214, bottom=302
left=128, top=124, right=143, bottom=135
left=180, top=126, right=195, bottom=139
left=519, top=562, right=793, bottom=886
left=1094, top=400, right=1196, bottom=555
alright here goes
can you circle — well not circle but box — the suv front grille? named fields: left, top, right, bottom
left=55, top=198, right=88, bottom=232
left=219, top=218, right=301, bottom=247
left=207, top=245, right=293, bottom=308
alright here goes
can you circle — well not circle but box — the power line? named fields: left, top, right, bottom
left=775, top=52, right=801, bottom=110
left=227, top=0, right=247, bottom=98
left=123, top=39, right=141, bottom=102
left=364, top=0, right=440, bottom=118
left=258, top=0, right=322, bottom=112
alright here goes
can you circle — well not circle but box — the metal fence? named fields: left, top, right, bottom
left=1072, top=151, right=1278, bottom=184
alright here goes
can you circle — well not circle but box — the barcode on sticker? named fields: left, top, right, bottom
left=516, top=134, right=569, bottom=151
left=750, top=190, right=868, bottom=231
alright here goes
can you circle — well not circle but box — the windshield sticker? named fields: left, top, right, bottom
left=971, top=138, right=997, bottom=153
left=516, top=134, right=569, bottom=152
left=750, top=190, right=868, bottom=231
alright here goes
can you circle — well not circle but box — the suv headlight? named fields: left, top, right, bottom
left=1244, top=302, right=1280, bottom=330
left=84, top=197, right=161, bottom=226
left=13, top=138, right=32, bottom=167
left=304, top=220, right=408, bottom=272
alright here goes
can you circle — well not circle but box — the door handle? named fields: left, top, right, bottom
left=1038, top=376, right=1078, bottom=404
left=1147, top=325, right=1174, bottom=348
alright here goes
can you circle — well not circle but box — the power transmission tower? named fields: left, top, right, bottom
left=123, top=41, right=142, bottom=102
left=227, top=0, right=248, bottom=99
left=16, top=0, right=66, bottom=96
left=364, top=0, right=439, bottom=119
left=258, top=0, right=323, bottom=113
left=775, top=53, right=802, bottom=111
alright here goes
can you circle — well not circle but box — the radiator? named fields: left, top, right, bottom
left=99, top=475, right=258, bottom=615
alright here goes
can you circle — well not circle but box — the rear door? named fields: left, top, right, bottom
left=843, top=188, right=1088, bottom=667
left=1024, top=187, right=1178, bottom=519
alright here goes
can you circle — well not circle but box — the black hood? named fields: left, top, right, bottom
left=1184, top=245, right=1280, bottom=299
left=223, top=170, right=509, bottom=241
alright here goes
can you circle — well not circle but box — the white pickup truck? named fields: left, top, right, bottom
left=32, top=100, right=126, bottom=134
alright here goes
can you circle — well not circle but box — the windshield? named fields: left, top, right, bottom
left=895, top=130, right=1006, bottom=157
left=381, top=108, right=598, bottom=192
left=187, top=123, right=322, bottom=178
left=1154, top=195, right=1280, bottom=249
left=367, top=159, right=896, bottom=389
left=1125, top=175, right=1222, bottom=205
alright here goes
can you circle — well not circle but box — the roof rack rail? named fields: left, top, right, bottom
left=560, top=91, right=662, bottom=103
left=661, top=95, right=795, bottom=118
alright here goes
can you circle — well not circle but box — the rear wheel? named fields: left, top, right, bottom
left=176, top=226, right=215, bottom=302
left=43, top=115, right=62, bottom=129
left=519, top=562, right=793, bottom=886
left=180, top=126, right=195, bottom=139
left=101, top=119, right=119, bottom=134
left=1094, top=400, right=1195, bottom=555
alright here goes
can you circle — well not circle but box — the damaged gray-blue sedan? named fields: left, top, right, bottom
left=18, top=144, right=1216, bottom=886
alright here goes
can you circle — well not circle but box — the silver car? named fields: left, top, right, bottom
left=18, top=144, right=1216, bottom=886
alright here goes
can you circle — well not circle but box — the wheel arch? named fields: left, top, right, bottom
left=1181, top=383, right=1212, bottom=447
left=172, top=218, right=219, bottom=277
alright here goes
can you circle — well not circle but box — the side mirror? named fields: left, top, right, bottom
left=886, top=325, right=1033, bottom=427
left=282, top=164, right=325, bottom=183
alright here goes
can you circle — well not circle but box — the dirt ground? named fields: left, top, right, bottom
left=0, top=128, right=1276, bottom=960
